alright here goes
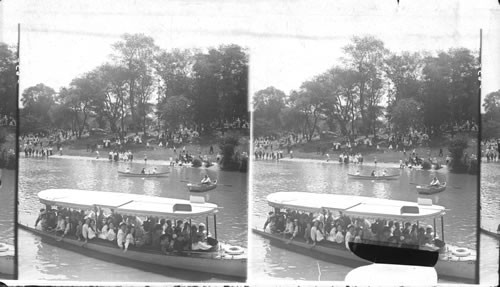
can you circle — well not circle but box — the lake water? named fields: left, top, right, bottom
left=18, top=156, right=247, bottom=282
left=251, top=160, right=478, bottom=283
left=0, top=169, right=15, bottom=246
left=480, top=163, right=500, bottom=285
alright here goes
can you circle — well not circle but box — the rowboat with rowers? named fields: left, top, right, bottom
left=253, top=192, right=476, bottom=283
left=187, top=181, right=218, bottom=192
left=347, top=173, right=399, bottom=180
left=416, top=182, right=447, bottom=195
left=19, top=189, right=246, bottom=280
left=117, top=171, right=169, bottom=178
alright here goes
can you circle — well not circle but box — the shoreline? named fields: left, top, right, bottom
left=266, top=157, right=437, bottom=170
left=21, top=154, right=218, bottom=169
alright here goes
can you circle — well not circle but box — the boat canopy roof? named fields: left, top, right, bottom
left=38, top=189, right=218, bottom=217
left=267, top=192, right=445, bottom=220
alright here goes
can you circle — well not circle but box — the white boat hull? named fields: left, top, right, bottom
left=21, top=224, right=246, bottom=280
left=253, top=228, right=475, bottom=283
left=0, top=242, right=14, bottom=277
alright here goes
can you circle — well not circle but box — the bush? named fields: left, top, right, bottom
left=468, top=158, right=478, bottom=175
left=448, top=137, right=469, bottom=173
left=192, top=158, right=202, bottom=167
left=421, top=161, right=432, bottom=170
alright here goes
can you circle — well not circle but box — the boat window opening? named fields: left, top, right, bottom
left=34, top=206, right=222, bottom=255
left=262, top=207, right=444, bottom=252
left=173, top=203, right=192, bottom=212
left=401, top=206, right=419, bottom=214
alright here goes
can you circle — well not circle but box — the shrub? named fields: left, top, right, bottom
left=447, top=137, right=469, bottom=173
left=421, top=161, right=432, bottom=170
left=192, top=158, right=202, bottom=167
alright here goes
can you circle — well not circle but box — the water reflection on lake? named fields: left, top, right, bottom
left=0, top=169, right=15, bottom=246
left=251, top=160, right=478, bottom=283
left=18, top=157, right=247, bottom=282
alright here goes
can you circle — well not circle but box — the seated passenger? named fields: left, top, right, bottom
left=314, top=222, right=326, bottom=246
left=82, top=218, right=91, bottom=242
left=370, top=170, right=376, bottom=177
left=117, top=223, right=127, bottom=249
left=159, top=234, right=170, bottom=254
left=134, top=224, right=146, bottom=247
left=63, top=216, right=71, bottom=237
left=326, top=225, right=337, bottom=242
left=191, top=225, right=212, bottom=251
left=304, top=222, right=312, bottom=244
left=345, top=224, right=355, bottom=249
left=55, top=215, right=66, bottom=235
left=335, top=225, right=344, bottom=244
left=430, top=177, right=440, bottom=186
left=151, top=224, right=163, bottom=250
left=99, top=222, right=109, bottom=240
left=382, top=169, right=387, bottom=176
left=201, top=174, right=211, bottom=185
left=197, top=223, right=208, bottom=242
left=107, top=222, right=117, bottom=241
left=424, top=225, right=436, bottom=244
left=124, top=226, right=135, bottom=252
left=141, top=168, right=146, bottom=174
left=75, top=220, right=83, bottom=240
left=88, top=219, right=97, bottom=241
left=354, top=228, right=363, bottom=243
left=263, top=212, right=276, bottom=233
left=283, top=218, right=294, bottom=238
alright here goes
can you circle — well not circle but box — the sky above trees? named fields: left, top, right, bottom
left=1, top=0, right=497, bottom=107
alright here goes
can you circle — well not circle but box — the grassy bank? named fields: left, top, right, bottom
left=286, top=132, right=478, bottom=165
left=55, top=129, right=250, bottom=163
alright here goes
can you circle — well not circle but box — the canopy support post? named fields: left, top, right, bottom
left=433, top=218, right=436, bottom=239
left=206, top=217, right=209, bottom=236
left=441, top=216, right=444, bottom=242
left=189, top=218, right=192, bottom=250
left=214, top=214, right=218, bottom=239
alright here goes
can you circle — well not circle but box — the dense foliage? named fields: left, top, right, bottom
left=19, top=34, right=248, bottom=139
left=253, top=36, right=479, bottom=140
left=482, top=90, right=500, bottom=140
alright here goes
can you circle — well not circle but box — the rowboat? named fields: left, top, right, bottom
left=0, top=242, right=14, bottom=278
left=480, top=217, right=500, bottom=239
left=118, top=171, right=169, bottom=178
left=417, top=182, right=447, bottom=195
left=347, top=173, right=399, bottom=180
left=21, top=189, right=246, bottom=280
left=187, top=181, right=218, bottom=192
left=253, top=192, right=476, bottom=283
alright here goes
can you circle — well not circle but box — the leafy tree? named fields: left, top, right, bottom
left=342, top=36, right=388, bottom=135
left=158, top=95, right=192, bottom=130
left=20, top=83, right=57, bottom=132
left=112, top=33, right=159, bottom=132
left=253, top=86, right=286, bottom=135
left=0, top=43, right=17, bottom=115
left=389, top=98, right=422, bottom=134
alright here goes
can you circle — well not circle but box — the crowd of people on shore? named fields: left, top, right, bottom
left=481, top=139, right=500, bottom=162
left=35, top=206, right=219, bottom=253
left=0, top=114, right=16, bottom=126
left=263, top=208, right=440, bottom=250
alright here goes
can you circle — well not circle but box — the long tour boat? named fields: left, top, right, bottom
left=252, top=192, right=476, bottom=283
left=19, top=189, right=246, bottom=280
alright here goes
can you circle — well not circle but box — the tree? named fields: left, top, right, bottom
left=385, top=52, right=422, bottom=103
left=20, top=83, right=57, bottom=132
left=482, top=90, right=500, bottom=140
left=342, top=36, right=388, bottom=135
left=253, top=86, right=286, bottom=135
left=112, top=33, right=159, bottom=132
left=158, top=95, right=192, bottom=130
left=389, top=98, right=422, bottom=134
left=155, top=48, right=193, bottom=100
left=0, top=43, right=17, bottom=115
